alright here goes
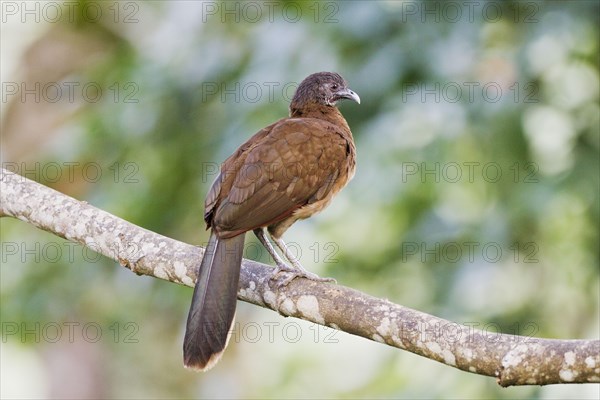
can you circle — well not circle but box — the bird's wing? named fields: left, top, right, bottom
left=204, top=121, right=280, bottom=227
left=211, top=118, right=350, bottom=237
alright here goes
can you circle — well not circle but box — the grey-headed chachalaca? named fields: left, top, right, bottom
left=184, top=72, right=360, bottom=370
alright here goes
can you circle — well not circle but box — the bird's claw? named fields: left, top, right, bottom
left=269, top=263, right=336, bottom=287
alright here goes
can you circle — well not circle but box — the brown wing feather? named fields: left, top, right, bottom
left=210, top=118, right=349, bottom=238
left=204, top=120, right=282, bottom=227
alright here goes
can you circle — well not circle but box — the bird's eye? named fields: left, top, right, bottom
left=331, top=84, right=338, bottom=90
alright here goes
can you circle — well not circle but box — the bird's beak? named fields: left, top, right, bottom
left=336, top=88, right=361, bottom=104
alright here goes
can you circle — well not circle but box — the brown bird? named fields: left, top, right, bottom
left=183, top=72, right=360, bottom=370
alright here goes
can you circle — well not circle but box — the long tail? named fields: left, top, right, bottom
left=183, top=231, right=245, bottom=370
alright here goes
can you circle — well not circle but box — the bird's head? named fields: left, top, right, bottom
left=290, top=72, right=360, bottom=113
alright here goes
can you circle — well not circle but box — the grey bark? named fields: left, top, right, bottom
left=1, top=168, right=598, bottom=386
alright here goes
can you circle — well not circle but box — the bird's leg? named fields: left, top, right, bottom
left=270, top=233, right=336, bottom=284
left=253, top=228, right=290, bottom=270
left=253, top=228, right=335, bottom=285
left=271, top=236, right=311, bottom=273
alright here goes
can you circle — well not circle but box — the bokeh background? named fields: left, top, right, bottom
left=1, top=1, right=599, bottom=398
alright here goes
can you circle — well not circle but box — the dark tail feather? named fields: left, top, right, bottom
left=183, top=231, right=244, bottom=371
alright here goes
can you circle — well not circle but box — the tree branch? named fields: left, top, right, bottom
left=1, top=168, right=598, bottom=387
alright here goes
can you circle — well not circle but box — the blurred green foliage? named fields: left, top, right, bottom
left=1, top=1, right=598, bottom=398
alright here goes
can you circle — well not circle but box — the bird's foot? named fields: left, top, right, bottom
left=270, top=261, right=336, bottom=286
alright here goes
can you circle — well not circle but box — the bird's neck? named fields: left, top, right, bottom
left=289, top=103, right=352, bottom=133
